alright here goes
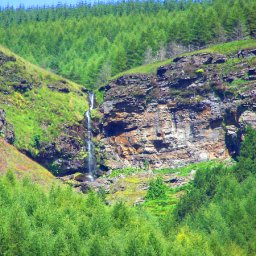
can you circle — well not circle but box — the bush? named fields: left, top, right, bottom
left=195, top=68, right=204, bottom=74
left=97, top=186, right=107, bottom=202
left=146, top=177, right=168, bottom=201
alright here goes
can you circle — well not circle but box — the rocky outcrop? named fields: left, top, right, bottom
left=60, top=169, right=196, bottom=205
left=0, top=109, right=15, bottom=144
left=35, top=122, right=88, bottom=176
left=47, top=80, right=72, bottom=93
left=2, top=47, right=256, bottom=176
left=99, top=52, right=256, bottom=170
left=0, top=51, right=16, bottom=65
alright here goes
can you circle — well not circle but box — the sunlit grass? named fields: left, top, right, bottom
left=0, top=45, right=88, bottom=155
left=111, top=39, right=256, bottom=78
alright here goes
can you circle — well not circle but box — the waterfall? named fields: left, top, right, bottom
left=89, top=92, right=94, bottom=110
left=85, top=92, right=96, bottom=181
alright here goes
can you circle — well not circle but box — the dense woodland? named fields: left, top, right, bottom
left=0, top=128, right=256, bottom=255
left=0, top=0, right=256, bottom=88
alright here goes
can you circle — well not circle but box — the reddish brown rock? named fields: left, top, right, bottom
left=99, top=52, right=256, bottom=170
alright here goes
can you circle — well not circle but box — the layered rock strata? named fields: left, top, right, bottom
left=99, top=52, right=256, bottom=170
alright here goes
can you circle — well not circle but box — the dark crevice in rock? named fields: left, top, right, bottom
left=169, top=77, right=198, bottom=89
left=209, top=118, right=223, bottom=129
left=224, top=109, right=237, bottom=126
left=152, top=140, right=170, bottom=151
left=157, top=66, right=168, bottom=77
left=225, top=128, right=242, bottom=159
left=104, top=121, right=138, bottom=137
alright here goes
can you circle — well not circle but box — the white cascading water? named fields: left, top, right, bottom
left=86, top=92, right=96, bottom=181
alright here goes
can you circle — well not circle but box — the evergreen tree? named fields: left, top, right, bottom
left=236, top=127, right=256, bottom=181
left=0, top=0, right=254, bottom=88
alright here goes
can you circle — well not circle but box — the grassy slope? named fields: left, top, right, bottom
left=103, top=160, right=227, bottom=215
left=0, top=138, right=53, bottom=185
left=113, top=39, right=256, bottom=77
left=0, top=45, right=88, bottom=155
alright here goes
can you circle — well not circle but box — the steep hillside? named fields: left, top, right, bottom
left=2, top=40, right=255, bottom=178
left=0, top=138, right=53, bottom=185
left=0, top=45, right=89, bottom=175
left=97, top=41, right=256, bottom=171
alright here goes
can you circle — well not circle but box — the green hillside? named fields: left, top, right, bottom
left=0, top=138, right=53, bottom=185
left=0, top=45, right=88, bottom=156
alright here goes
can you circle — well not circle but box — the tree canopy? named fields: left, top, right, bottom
left=0, top=0, right=255, bottom=88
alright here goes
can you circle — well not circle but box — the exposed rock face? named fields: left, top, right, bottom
left=0, top=51, right=16, bottom=65
left=99, top=52, right=256, bottom=170
left=35, top=122, right=88, bottom=176
left=0, top=109, right=15, bottom=144
left=239, top=110, right=256, bottom=128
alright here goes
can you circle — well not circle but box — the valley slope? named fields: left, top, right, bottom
left=0, top=138, right=53, bottom=185
left=1, top=40, right=256, bottom=180
left=0, top=46, right=89, bottom=176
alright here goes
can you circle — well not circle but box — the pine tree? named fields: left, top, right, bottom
left=237, top=127, right=256, bottom=181
left=111, top=44, right=128, bottom=74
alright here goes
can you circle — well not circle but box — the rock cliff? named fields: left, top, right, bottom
left=99, top=52, right=256, bottom=170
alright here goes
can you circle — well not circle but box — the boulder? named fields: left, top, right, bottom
left=239, top=111, right=256, bottom=128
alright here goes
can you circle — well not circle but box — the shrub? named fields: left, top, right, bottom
left=97, top=186, right=107, bottom=202
left=195, top=68, right=204, bottom=74
left=112, top=202, right=130, bottom=228
left=146, top=177, right=168, bottom=201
